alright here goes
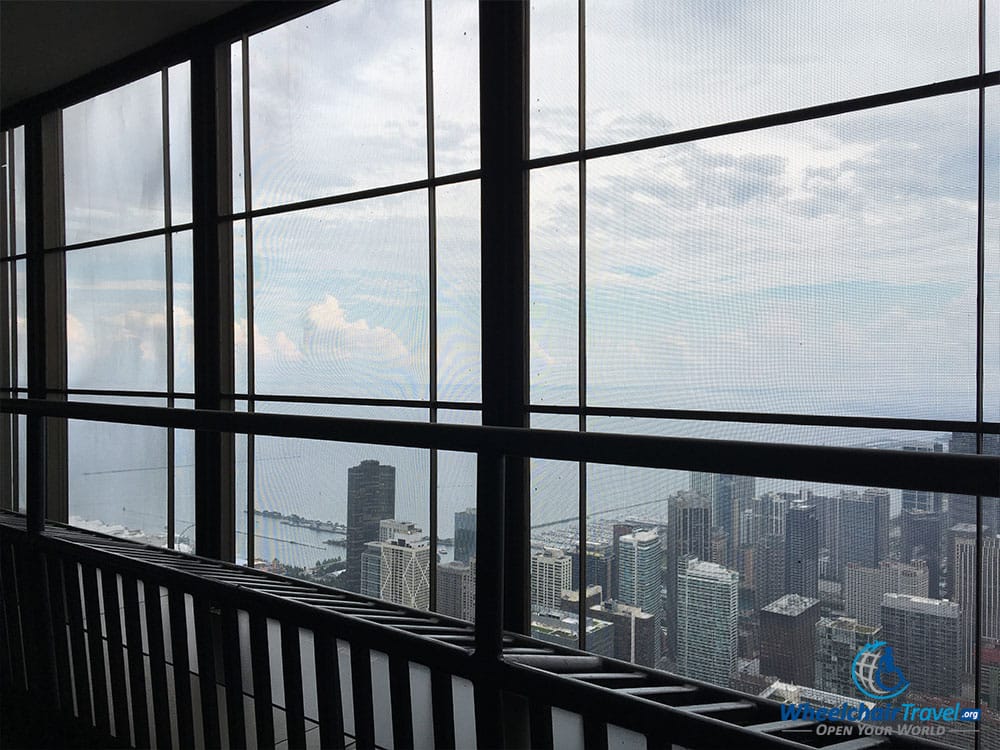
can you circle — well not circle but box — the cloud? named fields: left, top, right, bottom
left=303, top=295, right=409, bottom=362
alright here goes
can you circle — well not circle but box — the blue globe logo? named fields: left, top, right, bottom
left=851, top=641, right=910, bottom=701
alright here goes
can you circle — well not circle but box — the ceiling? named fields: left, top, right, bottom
left=1, top=1, right=249, bottom=110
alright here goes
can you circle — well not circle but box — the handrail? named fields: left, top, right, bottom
left=3, top=396, right=998, bottom=496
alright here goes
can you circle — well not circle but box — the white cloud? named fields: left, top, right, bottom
left=303, top=295, right=409, bottom=362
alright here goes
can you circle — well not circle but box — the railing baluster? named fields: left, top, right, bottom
left=388, top=654, right=414, bottom=750
left=529, top=701, right=554, bottom=750
left=0, top=537, right=27, bottom=693
left=313, top=632, right=345, bottom=750
left=167, top=587, right=195, bottom=748
left=144, top=581, right=173, bottom=748
left=349, top=644, right=376, bottom=750
left=194, top=598, right=222, bottom=749
left=583, top=716, right=608, bottom=750
left=100, top=570, right=129, bottom=742
left=81, top=563, right=110, bottom=735
left=221, top=607, right=247, bottom=749
left=430, top=669, right=455, bottom=750
left=45, top=553, right=74, bottom=714
left=280, top=622, right=307, bottom=750
left=121, top=574, right=150, bottom=749
left=63, top=560, right=92, bottom=725
left=248, top=610, right=275, bottom=748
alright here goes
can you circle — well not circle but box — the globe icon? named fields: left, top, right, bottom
left=851, top=641, right=910, bottom=700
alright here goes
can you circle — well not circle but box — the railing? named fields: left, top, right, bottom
left=2, top=396, right=998, bottom=749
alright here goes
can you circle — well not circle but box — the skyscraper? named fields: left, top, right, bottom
left=360, top=520, right=430, bottom=609
left=531, top=612, right=615, bottom=657
left=454, top=507, right=477, bottom=563
left=815, top=616, right=881, bottom=696
left=785, top=502, right=819, bottom=599
left=531, top=547, right=572, bottom=612
left=951, top=529, right=1000, bottom=674
left=844, top=559, right=929, bottom=628
left=881, top=594, right=961, bottom=699
left=690, top=473, right=755, bottom=560
left=759, top=594, right=820, bottom=686
left=666, top=491, right=712, bottom=659
left=838, top=489, right=889, bottom=576
left=571, top=541, right=614, bottom=596
left=438, top=560, right=475, bottom=621
left=618, top=529, right=663, bottom=615
left=590, top=600, right=659, bottom=667
left=901, top=509, right=945, bottom=597
left=345, top=459, right=396, bottom=593
left=901, top=444, right=944, bottom=513
left=676, top=557, right=739, bottom=687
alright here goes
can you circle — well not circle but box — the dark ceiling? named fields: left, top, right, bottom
left=1, top=1, right=249, bottom=110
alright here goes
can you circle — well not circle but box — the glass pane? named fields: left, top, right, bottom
left=15, top=259, right=25, bottom=389
left=63, top=73, right=165, bottom=244
left=249, top=2, right=427, bottom=209
left=13, top=127, right=26, bottom=254
left=172, top=231, right=194, bottom=394
left=433, top=0, right=480, bottom=175
left=252, top=427, right=430, bottom=608
left=232, top=220, right=249, bottom=395
left=437, top=409, right=479, bottom=621
left=252, top=192, right=429, bottom=399
left=66, top=236, right=168, bottom=391
left=530, top=163, right=579, bottom=406
left=987, top=85, right=999, bottom=422
left=586, top=93, right=978, bottom=418
left=436, top=180, right=481, bottom=402
left=68, top=397, right=169, bottom=546
left=231, top=40, right=246, bottom=215
left=530, top=0, right=578, bottom=158
left=173, top=414, right=196, bottom=553
left=585, top=0, right=977, bottom=148
left=168, top=62, right=192, bottom=226
left=530, top=412, right=580, bottom=641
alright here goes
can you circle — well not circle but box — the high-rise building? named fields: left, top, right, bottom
left=753, top=492, right=789, bottom=540
left=951, top=529, right=1000, bottom=674
left=531, top=612, right=615, bottom=657
left=759, top=594, right=820, bottom=686
left=345, top=459, right=396, bottom=593
left=844, top=559, right=929, bottom=628
left=753, top=533, right=786, bottom=612
left=901, top=444, right=944, bottom=513
left=785, top=502, right=819, bottom=599
left=438, top=560, right=475, bottom=621
left=590, top=600, right=659, bottom=667
left=454, top=508, right=477, bottom=563
left=560, top=585, right=604, bottom=615
left=361, top=520, right=430, bottom=609
left=948, top=432, right=1000, bottom=532
left=901, top=509, right=945, bottom=597
left=676, top=557, right=739, bottom=687
left=618, top=529, right=663, bottom=615
left=531, top=547, right=572, bottom=612
left=571, top=541, right=614, bottom=596
left=838, top=489, right=889, bottom=576
left=815, top=616, right=881, bottom=696
left=611, top=523, right=636, bottom=600
left=809, top=492, right=841, bottom=582
left=710, top=527, right=730, bottom=568
left=881, top=594, right=961, bottom=699
left=666, top=491, right=712, bottom=659
left=690, top=473, right=755, bottom=560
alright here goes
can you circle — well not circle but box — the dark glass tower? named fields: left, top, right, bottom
left=666, top=491, right=712, bottom=661
left=785, top=502, right=819, bottom=599
left=454, top=507, right=477, bottom=563
left=344, top=460, right=396, bottom=593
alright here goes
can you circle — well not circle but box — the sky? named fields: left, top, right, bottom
left=5, top=0, right=999, bottom=538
